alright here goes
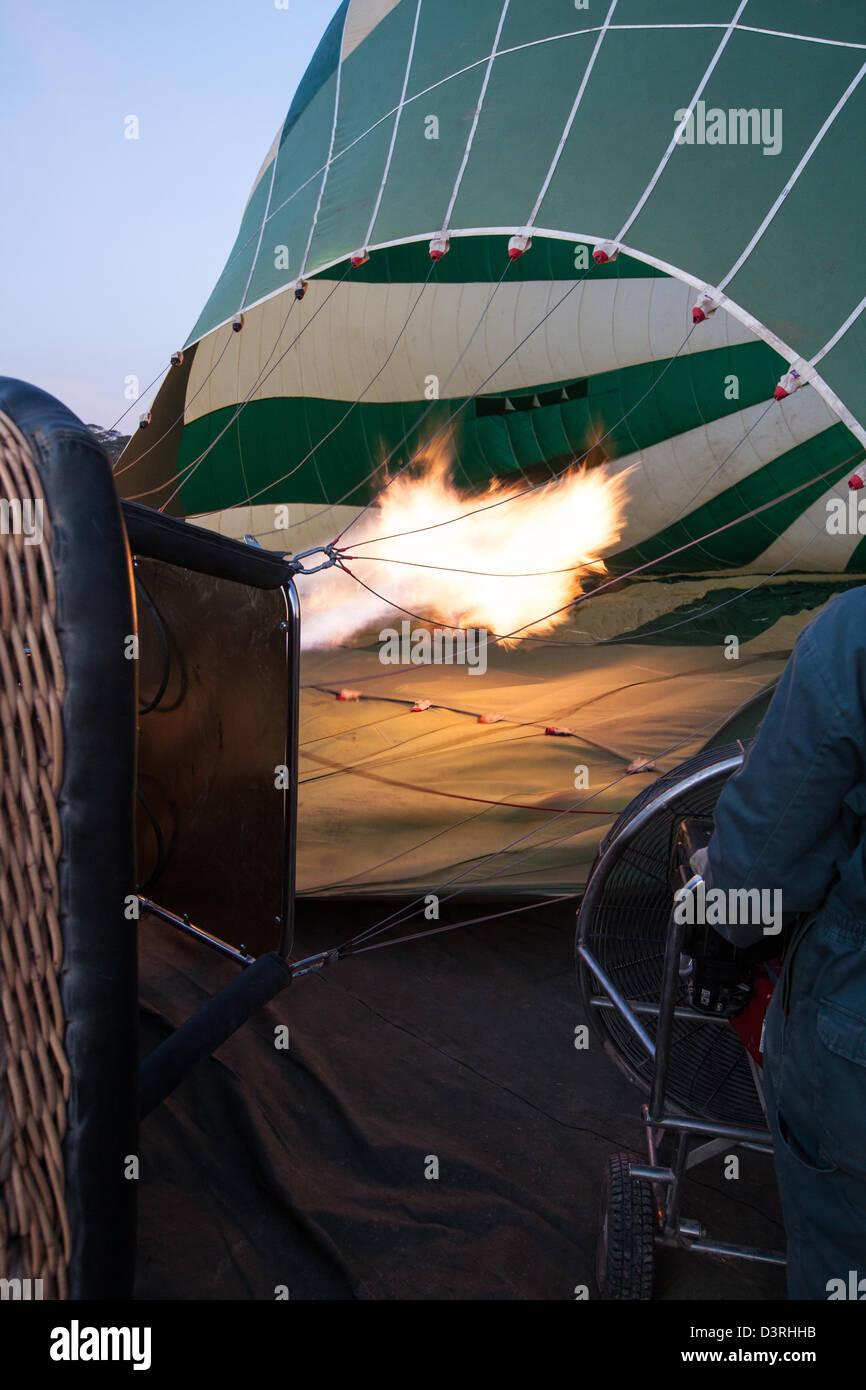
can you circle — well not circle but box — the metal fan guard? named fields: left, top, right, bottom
left=576, top=742, right=765, bottom=1130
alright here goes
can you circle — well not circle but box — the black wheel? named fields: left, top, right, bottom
left=596, top=1152, right=655, bottom=1300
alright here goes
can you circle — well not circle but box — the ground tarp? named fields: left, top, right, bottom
left=135, top=900, right=786, bottom=1300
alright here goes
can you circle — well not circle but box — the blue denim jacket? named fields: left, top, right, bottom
left=706, top=586, right=866, bottom=947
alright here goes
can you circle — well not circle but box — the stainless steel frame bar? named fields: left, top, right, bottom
left=589, top=996, right=731, bottom=1022
left=576, top=943, right=656, bottom=1057
left=139, top=897, right=255, bottom=967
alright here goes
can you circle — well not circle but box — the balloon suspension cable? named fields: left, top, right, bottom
left=231, top=257, right=444, bottom=512
left=282, top=703, right=756, bottom=975
left=115, top=326, right=237, bottom=478
left=123, top=263, right=352, bottom=502
left=108, top=364, right=170, bottom=434
left=119, top=243, right=862, bottom=965
left=340, top=320, right=699, bottom=552
left=288, top=455, right=862, bottom=941
left=333, top=698, right=771, bottom=959
left=330, top=446, right=865, bottom=647
left=331, top=257, right=518, bottom=544
left=288, top=432, right=855, bottom=916
left=288, top=543, right=341, bottom=575
left=254, top=251, right=560, bottom=540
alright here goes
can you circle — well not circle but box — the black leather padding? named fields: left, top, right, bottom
left=139, top=951, right=292, bottom=1118
left=0, top=379, right=138, bottom=1299
left=122, top=497, right=293, bottom=589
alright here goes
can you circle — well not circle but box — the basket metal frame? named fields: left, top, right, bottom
left=577, top=753, right=786, bottom=1270
left=137, top=578, right=300, bottom=968
left=118, top=506, right=314, bottom=1118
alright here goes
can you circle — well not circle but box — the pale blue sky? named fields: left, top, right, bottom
left=0, top=0, right=337, bottom=428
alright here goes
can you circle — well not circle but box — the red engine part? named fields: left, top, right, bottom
left=729, top=968, right=777, bottom=1067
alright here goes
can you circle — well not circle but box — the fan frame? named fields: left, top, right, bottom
left=576, top=744, right=786, bottom=1285
left=576, top=747, right=746, bottom=1105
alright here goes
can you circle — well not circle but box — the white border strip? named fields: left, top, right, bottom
left=440, top=0, right=511, bottom=233
left=214, top=18, right=866, bottom=283
left=737, top=24, right=866, bottom=50
left=364, top=0, right=423, bottom=248
left=300, top=1, right=352, bottom=277
left=719, top=58, right=866, bottom=291
left=527, top=0, right=618, bottom=229
left=240, top=135, right=282, bottom=311
left=813, top=292, right=866, bottom=365
left=616, top=0, right=749, bottom=245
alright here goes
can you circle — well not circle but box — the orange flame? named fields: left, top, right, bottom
left=298, top=440, right=630, bottom=649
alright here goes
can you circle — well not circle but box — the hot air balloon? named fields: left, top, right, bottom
left=118, top=0, right=866, bottom=897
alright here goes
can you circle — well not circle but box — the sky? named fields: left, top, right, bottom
left=0, top=0, right=338, bottom=429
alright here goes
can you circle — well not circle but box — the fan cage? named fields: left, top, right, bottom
left=577, top=741, right=765, bottom=1130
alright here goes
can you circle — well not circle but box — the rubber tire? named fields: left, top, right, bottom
left=596, top=1152, right=655, bottom=1300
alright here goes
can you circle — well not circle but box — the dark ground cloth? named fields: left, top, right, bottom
left=135, top=901, right=786, bottom=1301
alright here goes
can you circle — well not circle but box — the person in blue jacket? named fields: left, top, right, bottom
left=699, top=586, right=866, bottom=1300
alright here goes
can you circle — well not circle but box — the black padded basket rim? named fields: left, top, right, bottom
left=0, top=378, right=139, bottom=1299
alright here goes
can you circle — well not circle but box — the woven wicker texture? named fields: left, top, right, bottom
left=0, top=408, right=69, bottom=1298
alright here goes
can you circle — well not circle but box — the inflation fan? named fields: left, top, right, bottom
left=576, top=742, right=787, bottom=1298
